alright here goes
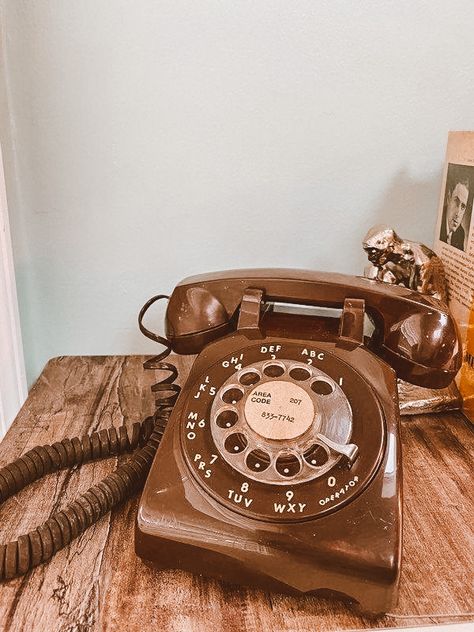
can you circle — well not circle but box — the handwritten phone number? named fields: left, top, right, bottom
left=261, top=412, right=295, bottom=423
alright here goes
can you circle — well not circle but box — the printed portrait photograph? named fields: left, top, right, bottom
left=439, top=162, right=474, bottom=251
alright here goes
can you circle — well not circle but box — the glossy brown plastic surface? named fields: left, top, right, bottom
left=136, top=329, right=402, bottom=613
left=165, top=269, right=461, bottom=388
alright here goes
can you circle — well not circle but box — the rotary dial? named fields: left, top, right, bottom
left=210, top=359, right=357, bottom=485
left=180, top=340, right=385, bottom=522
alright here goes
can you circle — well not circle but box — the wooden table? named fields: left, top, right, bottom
left=0, top=355, right=472, bottom=632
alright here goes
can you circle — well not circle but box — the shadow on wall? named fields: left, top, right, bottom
left=365, top=168, right=443, bottom=248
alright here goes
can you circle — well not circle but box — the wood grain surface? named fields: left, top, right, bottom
left=0, top=355, right=472, bottom=632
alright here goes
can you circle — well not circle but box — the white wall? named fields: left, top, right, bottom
left=0, top=142, right=27, bottom=432
left=1, top=1, right=474, bottom=385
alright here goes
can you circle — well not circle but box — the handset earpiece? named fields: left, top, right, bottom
left=166, top=285, right=232, bottom=354
left=378, top=309, right=460, bottom=388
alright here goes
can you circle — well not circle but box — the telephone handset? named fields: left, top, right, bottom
left=164, top=269, right=460, bottom=387
left=136, top=269, right=461, bottom=613
left=0, top=269, right=461, bottom=615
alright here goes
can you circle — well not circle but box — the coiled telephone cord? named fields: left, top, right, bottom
left=0, top=294, right=179, bottom=580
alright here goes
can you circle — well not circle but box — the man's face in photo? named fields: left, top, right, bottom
left=446, top=182, right=469, bottom=232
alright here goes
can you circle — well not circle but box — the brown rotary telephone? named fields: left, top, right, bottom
left=135, top=269, right=460, bottom=613
left=0, top=269, right=461, bottom=614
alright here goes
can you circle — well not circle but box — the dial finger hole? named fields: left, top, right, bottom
left=222, top=386, right=244, bottom=404
left=215, top=409, right=238, bottom=429
left=263, top=362, right=285, bottom=378
left=289, top=366, right=312, bottom=381
left=224, top=433, right=247, bottom=454
left=239, top=370, right=261, bottom=386
left=310, top=379, right=334, bottom=395
left=275, top=453, right=301, bottom=478
left=304, top=443, right=329, bottom=467
left=246, top=449, right=271, bottom=473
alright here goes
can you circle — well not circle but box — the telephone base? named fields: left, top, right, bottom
left=136, top=525, right=398, bottom=614
left=136, top=334, right=402, bottom=614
